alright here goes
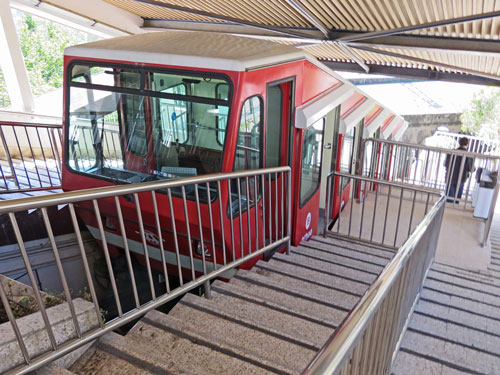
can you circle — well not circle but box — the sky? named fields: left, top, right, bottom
left=337, top=71, right=492, bottom=116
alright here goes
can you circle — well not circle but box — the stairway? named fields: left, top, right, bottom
left=391, top=260, right=500, bottom=375
left=35, top=235, right=396, bottom=375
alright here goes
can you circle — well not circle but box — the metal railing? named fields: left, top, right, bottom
left=0, top=166, right=291, bottom=375
left=432, top=130, right=500, bottom=156
left=0, top=121, right=62, bottom=193
left=305, top=180, right=446, bottom=375
left=324, top=172, right=442, bottom=248
left=360, top=138, right=500, bottom=210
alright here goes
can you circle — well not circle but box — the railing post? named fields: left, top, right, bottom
left=0, top=125, right=20, bottom=188
left=482, top=175, right=500, bottom=247
left=286, top=169, right=292, bottom=255
left=204, top=280, right=212, bottom=299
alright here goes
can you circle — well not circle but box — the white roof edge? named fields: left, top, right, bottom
left=343, top=98, right=376, bottom=133
left=295, top=83, right=355, bottom=129
left=382, top=116, right=402, bottom=139
left=365, top=108, right=391, bottom=137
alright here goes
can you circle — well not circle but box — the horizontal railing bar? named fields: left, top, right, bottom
left=8, top=236, right=290, bottom=375
left=0, top=166, right=291, bottom=213
left=0, top=121, right=62, bottom=129
left=302, top=194, right=445, bottom=375
left=330, top=171, right=442, bottom=195
left=365, top=137, right=500, bottom=160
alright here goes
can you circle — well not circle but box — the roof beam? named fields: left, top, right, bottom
left=330, top=31, right=500, bottom=57
left=322, top=61, right=500, bottom=87
left=348, top=44, right=500, bottom=83
left=283, top=0, right=329, bottom=37
left=335, top=10, right=500, bottom=43
left=133, top=0, right=315, bottom=39
left=335, top=42, right=370, bottom=73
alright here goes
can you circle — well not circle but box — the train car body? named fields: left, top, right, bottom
left=62, top=32, right=402, bottom=278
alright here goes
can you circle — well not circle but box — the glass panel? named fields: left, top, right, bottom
left=340, top=127, right=355, bottom=173
left=231, top=96, right=262, bottom=214
left=300, top=118, right=325, bottom=206
left=216, top=83, right=229, bottom=145
left=266, top=85, right=282, bottom=168
left=67, top=63, right=231, bottom=196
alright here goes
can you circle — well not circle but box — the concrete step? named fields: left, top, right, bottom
left=292, top=245, right=386, bottom=273
left=222, top=273, right=349, bottom=327
left=254, top=257, right=369, bottom=297
left=408, top=312, right=500, bottom=358
left=125, top=309, right=275, bottom=375
left=209, top=280, right=332, bottom=348
left=426, top=269, right=500, bottom=297
left=398, top=330, right=499, bottom=375
left=70, top=332, right=199, bottom=375
left=431, top=262, right=500, bottom=285
left=424, top=277, right=500, bottom=307
left=414, top=299, right=500, bottom=337
left=272, top=252, right=378, bottom=283
left=420, top=288, right=500, bottom=321
left=167, top=294, right=317, bottom=374
left=392, top=348, right=479, bottom=375
left=36, top=364, right=76, bottom=375
left=312, top=235, right=395, bottom=260
left=303, top=239, right=390, bottom=267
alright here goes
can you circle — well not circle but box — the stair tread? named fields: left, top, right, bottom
left=432, top=262, right=500, bottom=285
left=425, top=278, right=500, bottom=307
left=167, top=294, right=317, bottom=374
left=209, top=281, right=332, bottom=347
left=427, top=269, right=500, bottom=296
left=292, top=245, right=385, bottom=273
left=254, top=258, right=369, bottom=296
left=311, top=236, right=395, bottom=259
left=220, top=275, right=348, bottom=327
left=392, top=349, right=473, bottom=375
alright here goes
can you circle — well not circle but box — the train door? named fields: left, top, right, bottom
left=264, top=79, right=293, bottom=249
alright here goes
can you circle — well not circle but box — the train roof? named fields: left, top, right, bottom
left=64, top=31, right=308, bottom=72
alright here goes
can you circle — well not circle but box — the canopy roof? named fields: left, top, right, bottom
left=22, top=0, right=500, bottom=85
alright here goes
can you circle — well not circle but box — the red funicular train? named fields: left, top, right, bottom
left=62, top=32, right=403, bottom=277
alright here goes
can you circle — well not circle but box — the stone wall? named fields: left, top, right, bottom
left=400, top=113, right=462, bottom=144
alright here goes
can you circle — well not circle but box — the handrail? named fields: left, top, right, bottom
left=0, top=121, right=62, bottom=129
left=303, top=193, right=446, bottom=374
left=0, top=166, right=290, bottom=213
left=365, top=137, right=500, bottom=160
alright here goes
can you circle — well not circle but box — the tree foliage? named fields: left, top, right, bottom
left=460, top=88, right=500, bottom=141
left=0, top=11, right=99, bottom=107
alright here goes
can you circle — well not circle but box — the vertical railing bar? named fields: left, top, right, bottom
left=0, top=161, right=8, bottom=188
left=46, top=128, right=61, bottom=179
left=113, top=197, right=140, bottom=307
left=40, top=207, right=82, bottom=338
left=12, top=126, right=32, bottom=188
left=194, top=184, right=207, bottom=275
left=463, top=156, right=476, bottom=211
left=281, top=171, right=285, bottom=240
left=206, top=182, right=217, bottom=270
left=381, top=185, right=391, bottom=245
left=245, top=176, right=252, bottom=253
left=8, top=212, right=58, bottom=350
left=181, top=186, right=196, bottom=280
left=0, top=125, right=20, bottom=188
left=92, top=200, right=123, bottom=317
left=274, top=172, right=278, bottom=242
left=370, top=183, right=379, bottom=242
left=286, top=170, right=292, bottom=255
left=424, top=192, right=431, bottom=215
left=227, top=179, right=236, bottom=262
left=407, top=189, right=417, bottom=237
left=348, top=179, right=354, bottom=237
left=393, top=187, right=405, bottom=247
left=236, top=177, right=244, bottom=257
left=0, top=280, right=31, bottom=364
left=423, top=149, right=430, bottom=187
left=167, top=188, right=183, bottom=285
left=109, top=130, right=120, bottom=167
left=359, top=181, right=367, bottom=240
left=337, top=176, right=343, bottom=234
left=80, top=128, right=92, bottom=167
left=324, top=175, right=331, bottom=237
left=134, top=193, right=157, bottom=300
left=454, top=156, right=466, bottom=205
left=68, top=203, right=103, bottom=326
left=102, top=129, right=112, bottom=166
left=151, top=191, right=171, bottom=293
left=268, top=174, right=272, bottom=242
left=49, top=128, right=62, bottom=173
left=24, top=127, right=43, bottom=188
left=34, top=127, right=54, bottom=186
left=261, top=174, right=267, bottom=247
left=217, top=181, right=227, bottom=266
left=253, top=176, right=259, bottom=251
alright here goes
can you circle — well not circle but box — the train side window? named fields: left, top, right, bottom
left=266, top=85, right=282, bottom=168
left=216, top=83, right=229, bottom=146
left=231, top=96, right=262, bottom=215
left=300, top=118, right=325, bottom=207
left=158, top=83, right=188, bottom=144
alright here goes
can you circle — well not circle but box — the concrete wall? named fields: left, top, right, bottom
left=399, top=113, right=462, bottom=145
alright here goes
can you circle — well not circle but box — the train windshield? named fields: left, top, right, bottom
left=66, top=63, right=231, bottom=185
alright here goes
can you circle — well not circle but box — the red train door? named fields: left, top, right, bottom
left=264, top=79, right=293, bottom=248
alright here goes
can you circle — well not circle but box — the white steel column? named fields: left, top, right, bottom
left=0, top=0, right=34, bottom=112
